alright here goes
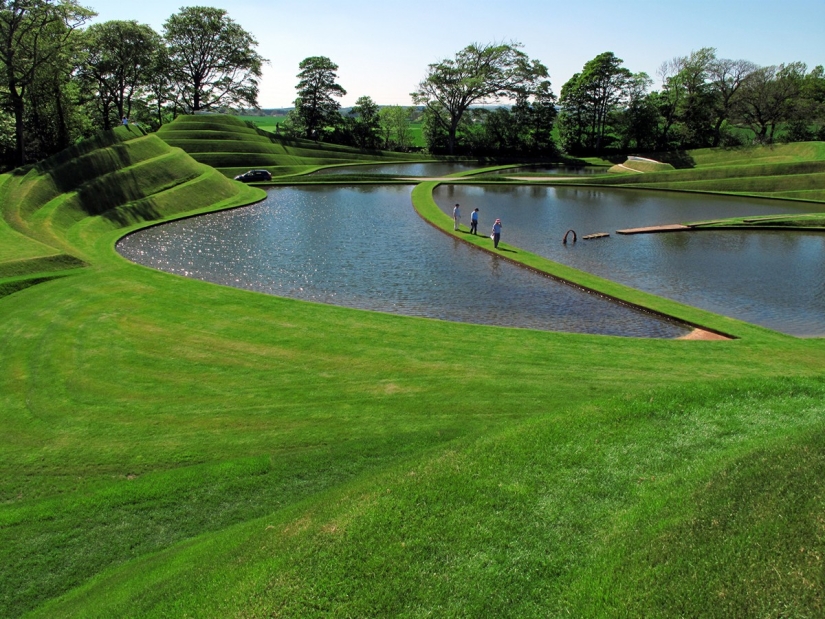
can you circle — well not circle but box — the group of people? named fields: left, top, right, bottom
left=453, top=203, right=502, bottom=248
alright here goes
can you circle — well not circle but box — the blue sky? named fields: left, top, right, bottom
left=86, top=0, right=825, bottom=108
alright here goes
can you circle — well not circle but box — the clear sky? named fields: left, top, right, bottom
left=85, top=0, right=825, bottom=108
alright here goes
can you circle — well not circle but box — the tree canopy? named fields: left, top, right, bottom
left=558, top=52, right=632, bottom=154
left=411, top=42, right=552, bottom=154
left=163, top=6, right=265, bottom=113
left=291, top=56, right=346, bottom=141
left=0, top=0, right=93, bottom=165
left=79, top=20, right=162, bottom=129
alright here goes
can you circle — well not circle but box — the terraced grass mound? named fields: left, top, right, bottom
left=0, top=125, right=264, bottom=293
left=156, top=114, right=423, bottom=177
left=665, top=141, right=825, bottom=169
left=576, top=145, right=825, bottom=202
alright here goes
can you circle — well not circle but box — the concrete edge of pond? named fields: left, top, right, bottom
left=408, top=181, right=801, bottom=343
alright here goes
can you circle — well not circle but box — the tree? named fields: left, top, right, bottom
left=80, top=20, right=162, bottom=129
left=479, top=84, right=557, bottom=156
left=557, top=52, right=631, bottom=154
left=24, top=35, right=85, bottom=158
left=735, top=62, right=806, bottom=143
left=348, top=95, right=380, bottom=148
left=411, top=42, right=551, bottom=154
left=293, top=56, right=346, bottom=140
left=163, top=6, right=265, bottom=113
left=707, top=57, right=758, bottom=146
left=656, top=48, right=716, bottom=149
left=0, top=0, right=93, bottom=166
left=378, top=105, right=413, bottom=150
left=613, top=73, right=660, bottom=152
left=142, top=44, right=178, bottom=128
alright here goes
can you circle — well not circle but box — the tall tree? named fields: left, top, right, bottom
left=656, top=48, right=716, bottom=148
left=80, top=20, right=162, bottom=129
left=0, top=0, right=93, bottom=166
left=411, top=42, right=551, bottom=154
left=163, top=6, right=265, bottom=113
left=293, top=56, right=346, bottom=140
left=143, top=44, right=178, bottom=128
left=378, top=105, right=413, bottom=150
left=348, top=95, right=380, bottom=149
left=557, top=52, right=631, bottom=154
left=735, top=62, right=806, bottom=143
left=613, top=72, right=660, bottom=152
left=707, top=57, right=758, bottom=146
left=24, top=34, right=84, bottom=158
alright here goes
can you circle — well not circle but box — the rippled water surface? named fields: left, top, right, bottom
left=435, top=185, right=825, bottom=336
left=117, top=186, right=691, bottom=338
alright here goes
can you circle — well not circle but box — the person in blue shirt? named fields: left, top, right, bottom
left=492, top=219, right=502, bottom=248
left=470, top=208, right=479, bottom=234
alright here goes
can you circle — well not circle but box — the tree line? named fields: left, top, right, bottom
left=0, top=1, right=264, bottom=168
left=557, top=49, right=825, bottom=156
left=1, top=0, right=823, bottom=169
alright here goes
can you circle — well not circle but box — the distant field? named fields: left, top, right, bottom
left=235, top=115, right=289, bottom=132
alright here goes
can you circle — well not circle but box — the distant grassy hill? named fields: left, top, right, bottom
left=157, top=115, right=425, bottom=178
left=0, top=124, right=263, bottom=297
left=577, top=142, right=825, bottom=202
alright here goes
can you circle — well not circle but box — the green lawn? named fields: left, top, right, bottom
left=2, top=119, right=825, bottom=617
left=235, top=114, right=289, bottom=132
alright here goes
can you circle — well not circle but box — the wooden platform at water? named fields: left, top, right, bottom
left=582, top=232, right=610, bottom=240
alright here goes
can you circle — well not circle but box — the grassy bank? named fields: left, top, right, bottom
left=570, top=142, right=825, bottom=203
left=1, top=120, right=824, bottom=617
left=159, top=115, right=426, bottom=178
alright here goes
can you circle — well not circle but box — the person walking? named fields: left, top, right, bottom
left=491, top=218, right=502, bottom=248
left=470, top=208, right=479, bottom=234
left=453, top=203, right=461, bottom=231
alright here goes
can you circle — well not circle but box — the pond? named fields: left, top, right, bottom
left=490, top=165, right=608, bottom=175
left=117, top=186, right=692, bottom=338
left=308, top=162, right=483, bottom=176
left=435, top=185, right=825, bottom=336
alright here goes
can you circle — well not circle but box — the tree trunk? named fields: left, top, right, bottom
left=711, top=116, right=725, bottom=147
left=11, top=91, right=25, bottom=167
left=54, top=84, right=69, bottom=151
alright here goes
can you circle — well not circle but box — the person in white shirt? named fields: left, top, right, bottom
left=453, top=203, right=461, bottom=230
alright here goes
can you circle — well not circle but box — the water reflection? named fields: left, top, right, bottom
left=493, top=165, right=607, bottom=175
left=309, top=162, right=481, bottom=176
left=117, top=186, right=690, bottom=338
left=435, top=185, right=825, bottom=336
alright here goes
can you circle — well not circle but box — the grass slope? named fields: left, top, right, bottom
left=157, top=115, right=426, bottom=178
left=572, top=142, right=825, bottom=203
left=1, top=120, right=824, bottom=617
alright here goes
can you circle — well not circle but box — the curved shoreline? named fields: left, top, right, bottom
left=409, top=181, right=757, bottom=341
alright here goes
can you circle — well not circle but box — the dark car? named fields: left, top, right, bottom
left=234, top=169, right=272, bottom=182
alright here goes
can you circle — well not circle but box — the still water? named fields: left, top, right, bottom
left=492, top=165, right=607, bottom=175
left=309, top=162, right=482, bottom=176
left=117, top=186, right=691, bottom=338
left=436, top=185, right=825, bottom=336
